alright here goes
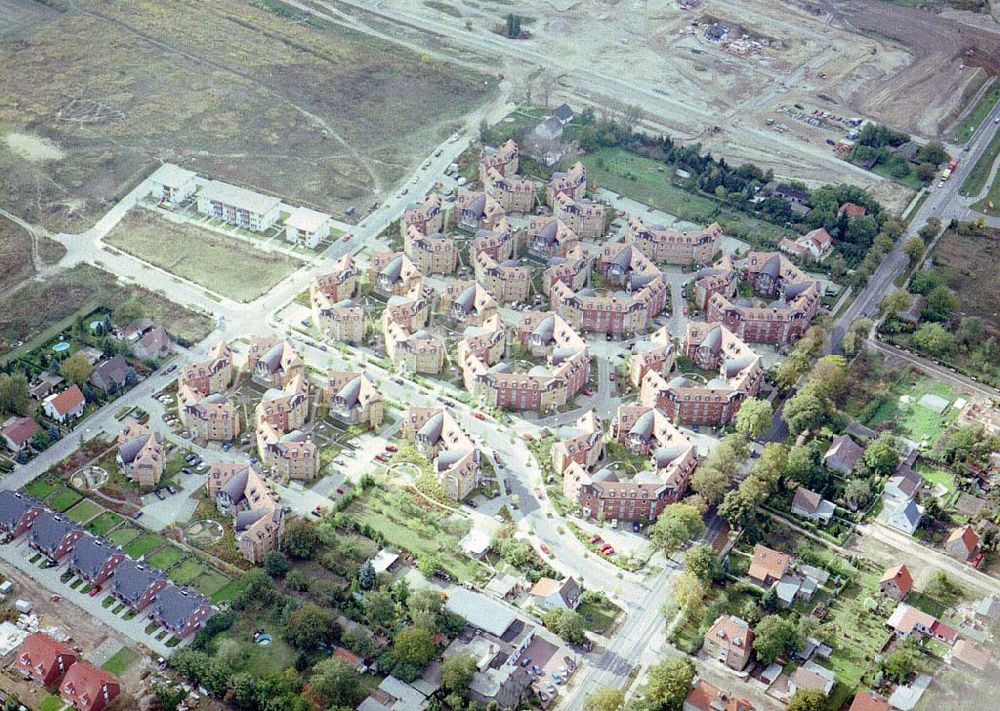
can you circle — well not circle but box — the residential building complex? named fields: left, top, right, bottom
left=625, top=216, right=722, bottom=265
left=402, top=407, right=481, bottom=501
left=323, top=371, right=384, bottom=429
left=196, top=180, right=280, bottom=232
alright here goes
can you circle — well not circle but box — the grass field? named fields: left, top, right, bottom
left=930, top=226, right=1000, bottom=333
left=951, top=80, right=1000, bottom=143
left=0, top=263, right=213, bottom=355
left=0, top=0, right=493, bottom=232
left=959, top=128, right=1000, bottom=197
left=101, top=646, right=140, bottom=675
left=46, top=487, right=83, bottom=513
left=64, top=499, right=102, bottom=524
left=580, top=148, right=796, bottom=246
left=85, top=511, right=124, bottom=537
left=192, top=569, right=232, bottom=598
left=210, top=579, right=243, bottom=604
left=166, top=557, right=204, bottom=585
left=23, top=477, right=60, bottom=500
left=148, top=546, right=186, bottom=570
left=916, top=461, right=955, bottom=494
left=105, top=210, right=303, bottom=302
left=107, top=525, right=141, bottom=547
left=124, top=533, right=165, bottom=559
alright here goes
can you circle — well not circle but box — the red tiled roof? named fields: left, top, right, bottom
left=333, top=647, right=362, bottom=666
left=947, top=525, right=979, bottom=557
left=951, top=639, right=991, bottom=671
left=880, top=564, right=913, bottom=595
left=2, top=417, right=40, bottom=447
left=60, top=661, right=120, bottom=711
left=839, top=202, right=867, bottom=217
left=685, top=679, right=755, bottom=711
left=848, top=691, right=890, bottom=711
left=929, top=619, right=957, bottom=642
left=15, top=633, right=77, bottom=680
left=749, top=544, right=790, bottom=582
left=47, top=385, right=85, bottom=416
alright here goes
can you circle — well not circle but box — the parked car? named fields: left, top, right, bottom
left=472, top=412, right=486, bottom=421
left=180, top=468, right=191, bottom=475
left=166, top=485, right=177, bottom=495
left=589, top=534, right=602, bottom=544
left=336, top=487, right=345, bottom=495
left=539, top=543, right=550, bottom=555
left=520, top=657, right=532, bottom=668
left=384, top=444, right=398, bottom=452
left=465, top=499, right=478, bottom=509
left=88, top=585, right=102, bottom=597
left=154, top=490, right=166, bottom=501
left=374, top=454, right=389, bottom=463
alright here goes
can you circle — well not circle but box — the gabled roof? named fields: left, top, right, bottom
left=28, top=512, right=81, bottom=555
left=792, top=487, right=824, bottom=514
left=848, top=691, right=889, bottom=711
left=748, top=544, right=790, bottom=582
left=45, top=385, right=85, bottom=416
left=685, top=679, right=754, bottom=711
left=1, top=417, right=40, bottom=448
left=149, top=585, right=213, bottom=631
left=951, top=639, right=991, bottom=671
left=110, top=560, right=165, bottom=605
left=946, top=524, right=979, bottom=555
left=0, top=491, right=42, bottom=531
left=879, top=564, right=913, bottom=595
left=60, top=661, right=119, bottom=708
left=824, top=434, right=864, bottom=470
left=67, top=535, right=122, bottom=579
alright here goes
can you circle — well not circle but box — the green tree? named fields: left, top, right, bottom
left=787, top=688, right=828, bottom=711
left=918, top=217, right=942, bottom=242
left=904, top=235, right=925, bottom=264
left=684, top=543, right=718, bottom=583
left=691, top=462, right=728, bottom=505
left=915, top=162, right=937, bottom=182
left=262, top=551, right=289, bottom=577
left=912, top=322, right=956, bottom=355
left=358, top=560, right=376, bottom=591
left=364, top=589, right=398, bottom=630
left=0, top=374, right=31, bottom=416
left=808, top=355, right=848, bottom=400
left=956, top=316, right=983, bottom=347
left=783, top=381, right=828, bottom=435
left=308, top=657, right=363, bottom=709
left=407, top=588, right=445, bottom=633
left=785, top=444, right=818, bottom=486
left=284, top=603, right=339, bottom=651
left=441, top=652, right=477, bottom=692
left=926, top=284, right=959, bottom=317
left=60, top=352, right=93, bottom=386
left=392, top=626, right=437, bottom=667
left=863, top=434, right=899, bottom=476
left=281, top=518, right=320, bottom=559
left=734, top=397, right=773, bottom=441
left=753, top=615, right=802, bottom=665
left=645, top=657, right=695, bottom=710
left=718, top=489, right=756, bottom=529
left=882, top=639, right=921, bottom=683
left=673, top=571, right=705, bottom=613
left=585, top=687, right=625, bottom=711
left=650, top=502, right=705, bottom=556
left=542, top=608, right=586, bottom=644
left=881, top=289, right=912, bottom=320
left=844, top=478, right=874, bottom=510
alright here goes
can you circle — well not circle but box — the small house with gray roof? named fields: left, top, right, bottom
left=66, top=535, right=125, bottom=586
left=109, top=560, right=167, bottom=611
left=148, top=586, right=215, bottom=638
left=27, top=512, right=84, bottom=562
left=0, top=491, right=44, bottom=538
left=824, top=434, right=864, bottom=475
left=89, top=356, right=130, bottom=393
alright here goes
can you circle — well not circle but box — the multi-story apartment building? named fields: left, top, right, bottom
left=624, top=216, right=722, bottom=266
left=473, top=249, right=531, bottom=304
left=479, top=139, right=520, bottom=179
left=255, top=375, right=309, bottom=433
left=196, top=180, right=280, bottom=232
left=702, top=616, right=755, bottom=671
left=177, top=384, right=242, bottom=442
left=542, top=243, right=591, bottom=296
left=402, top=194, right=445, bottom=237
left=116, top=418, right=165, bottom=488
left=403, top=224, right=458, bottom=275
left=526, top=217, right=580, bottom=260
left=563, top=406, right=697, bottom=523
left=546, top=162, right=587, bottom=205
left=247, top=338, right=305, bottom=389
left=470, top=217, right=516, bottom=263
left=551, top=410, right=604, bottom=476
left=693, top=256, right=738, bottom=310
left=483, top=167, right=536, bottom=214
left=323, top=371, right=384, bottom=429
left=463, top=312, right=589, bottom=413
left=368, top=251, right=424, bottom=297
left=312, top=297, right=363, bottom=343
left=706, top=252, right=821, bottom=344
left=439, top=280, right=500, bottom=327
left=284, top=206, right=331, bottom=249
left=206, top=463, right=284, bottom=565
left=456, top=315, right=506, bottom=369
left=640, top=322, right=763, bottom=426
left=178, top=341, right=233, bottom=396
left=402, top=407, right=481, bottom=501
left=382, top=286, right=432, bottom=332
left=628, top=326, right=676, bottom=388
left=311, top=254, right=357, bottom=305
left=551, top=192, right=605, bottom=240
left=384, top=322, right=445, bottom=374
left=255, top=420, right=319, bottom=480
left=148, top=163, right=197, bottom=206
left=550, top=244, right=667, bottom=336
left=454, top=190, right=506, bottom=232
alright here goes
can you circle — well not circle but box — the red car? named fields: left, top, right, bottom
left=88, top=586, right=102, bottom=597
left=375, top=454, right=389, bottom=463
left=600, top=544, right=615, bottom=555
left=385, top=444, right=398, bottom=452
left=589, top=534, right=603, bottom=544
left=580, top=388, right=593, bottom=396
left=342, top=234, right=351, bottom=242
left=539, top=543, right=550, bottom=555
left=336, top=487, right=345, bottom=495
left=473, top=412, right=486, bottom=421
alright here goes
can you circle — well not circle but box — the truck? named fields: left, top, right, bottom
left=947, top=158, right=958, bottom=171
left=15, top=599, right=32, bottom=614
left=941, top=168, right=952, bottom=181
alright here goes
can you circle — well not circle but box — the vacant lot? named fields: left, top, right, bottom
left=0, top=263, right=213, bottom=354
left=959, top=129, right=1000, bottom=197
left=0, top=0, right=494, bottom=231
left=931, top=225, right=1000, bottom=333
left=105, top=209, right=302, bottom=302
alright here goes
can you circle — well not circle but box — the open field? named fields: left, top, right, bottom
left=0, top=0, right=495, bottom=232
left=959, top=129, right=1000, bottom=196
left=0, top=263, right=214, bottom=354
left=930, top=225, right=1000, bottom=333
left=104, top=209, right=303, bottom=302
left=950, top=79, right=1000, bottom=143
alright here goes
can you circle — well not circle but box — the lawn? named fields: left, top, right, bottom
left=192, top=569, right=233, bottom=598
left=101, top=646, right=140, bottom=675
left=124, top=533, right=167, bottom=560
left=85, top=511, right=124, bottom=537
left=951, top=81, right=1000, bottom=143
left=578, top=597, right=620, bottom=635
left=915, top=462, right=954, bottom=494
left=579, top=148, right=796, bottom=247
left=39, top=695, right=64, bottom=711
left=959, top=127, right=1000, bottom=197
left=64, top=498, right=103, bottom=524
left=166, top=557, right=204, bottom=585
left=210, top=579, right=244, bottom=604
left=972, top=176, right=1000, bottom=216
left=23, top=477, right=60, bottom=500
left=105, top=210, right=304, bottom=303
left=148, top=546, right=186, bottom=570
left=107, top=525, right=142, bottom=546
left=46, top=486, right=83, bottom=513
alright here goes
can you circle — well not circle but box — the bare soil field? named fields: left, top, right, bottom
left=0, top=0, right=495, bottom=231
left=0, top=215, right=34, bottom=293
left=104, top=209, right=304, bottom=303
left=930, top=225, right=1000, bottom=333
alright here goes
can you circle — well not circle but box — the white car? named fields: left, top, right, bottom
left=937, top=181, right=945, bottom=188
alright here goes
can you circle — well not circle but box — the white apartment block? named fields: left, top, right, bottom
left=284, top=206, right=331, bottom=248
left=196, top=180, right=281, bottom=232
left=148, top=163, right=197, bottom=206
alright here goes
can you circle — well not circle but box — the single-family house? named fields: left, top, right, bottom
left=944, top=524, right=979, bottom=562
left=148, top=586, right=215, bottom=638
left=27, top=512, right=85, bottom=562
left=887, top=673, right=931, bottom=711
left=43, top=386, right=85, bottom=423
left=790, top=487, right=836, bottom=525
left=684, top=680, right=755, bottom=711
left=0, top=491, right=44, bottom=537
left=747, top=545, right=790, bottom=588
left=527, top=576, right=580, bottom=611
left=13, top=632, right=78, bottom=687
left=133, top=327, right=171, bottom=361
left=879, top=564, right=913, bottom=602
left=974, top=595, right=1000, bottom=623
left=109, top=560, right=167, bottom=612
left=949, top=639, right=991, bottom=672
left=1, top=417, right=40, bottom=454
left=89, top=356, right=130, bottom=393
left=788, top=661, right=835, bottom=697
left=887, top=604, right=957, bottom=644
left=59, top=661, right=120, bottom=711
left=886, top=499, right=922, bottom=536
left=65, top=535, right=125, bottom=587
left=358, top=675, right=429, bottom=711
left=848, top=691, right=889, bottom=711
left=824, top=434, right=864, bottom=474
left=703, top=616, right=754, bottom=671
